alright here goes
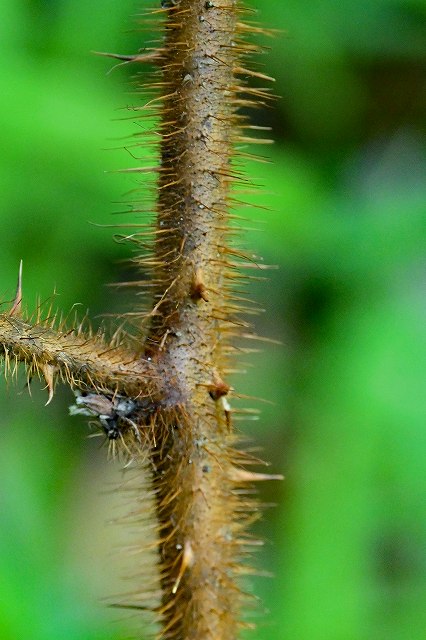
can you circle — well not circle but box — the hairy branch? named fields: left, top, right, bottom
left=0, top=312, right=158, bottom=400
left=0, top=1, right=280, bottom=639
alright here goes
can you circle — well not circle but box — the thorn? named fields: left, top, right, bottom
left=231, top=469, right=284, bottom=482
left=172, top=540, right=194, bottom=594
left=92, top=50, right=162, bottom=73
left=9, top=260, right=23, bottom=316
left=221, top=396, right=232, bottom=430
left=190, top=268, right=209, bottom=302
left=25, top=376, right=33, bottom=398
left=208, top=372, right=230, bottom=400
left=41, top=363, right=55, bottom=405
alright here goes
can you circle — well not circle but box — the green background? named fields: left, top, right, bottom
left=1, top=1, right=425, bottom=638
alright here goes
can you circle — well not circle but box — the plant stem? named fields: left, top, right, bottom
left=0, top=2, right=278, bottom=638
left=142, top=2, right=253, bottom=638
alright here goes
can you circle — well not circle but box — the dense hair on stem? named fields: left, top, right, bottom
left=0, top=2, right=279, bottom=639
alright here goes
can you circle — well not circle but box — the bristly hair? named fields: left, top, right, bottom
left=97, top=2, right=279, bottom=638
left=0, top=3, right=281, bottom=639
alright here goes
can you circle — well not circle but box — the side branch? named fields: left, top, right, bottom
left=0, top=313, right=158, bottom=400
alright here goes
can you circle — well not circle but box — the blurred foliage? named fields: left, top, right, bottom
left=1, top=0, right=425, bottom=638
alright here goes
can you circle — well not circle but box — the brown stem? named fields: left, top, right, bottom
left=0, top=313, right=157, bottom=399
left=142, top=2, right=253, bottom=638
left=0, top=2, right=278, bottom=638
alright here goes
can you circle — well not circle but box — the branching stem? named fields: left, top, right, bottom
left=0, top=2, right=278, bottom=639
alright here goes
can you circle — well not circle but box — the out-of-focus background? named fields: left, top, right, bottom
left=1, top=1, right=425, bottom=639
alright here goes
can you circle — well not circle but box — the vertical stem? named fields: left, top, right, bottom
left=149, top=0, right=237, bottom=346
left=146, top=1, right=247, bottom=638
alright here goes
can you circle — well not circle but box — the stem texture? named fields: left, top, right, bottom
left=144, top=2, right=251, bottom=638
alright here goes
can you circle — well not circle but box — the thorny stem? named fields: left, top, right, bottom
left=0, top=2, right=279, bottom=639
left=0, top=313, right=158, bottom=400
left=143, top=2, right=256, bottom=638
